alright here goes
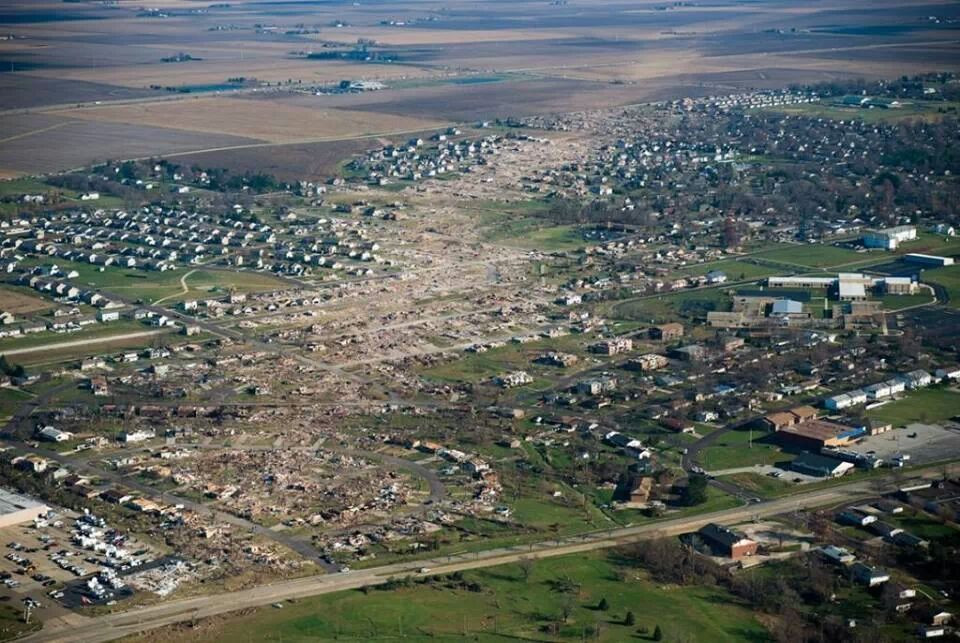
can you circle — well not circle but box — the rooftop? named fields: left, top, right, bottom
left=780, top=419, right=852, bottom=442
left=0, top=487, right=47, bottom=516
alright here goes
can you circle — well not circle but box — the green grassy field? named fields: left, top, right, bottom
left=877, top=293, right=934, bottom=311
left=612, top=287, right=731, bottom=323
left=0, top=320, right=145, bottom=353
left=751, top=243, right=866, bottom=269
left=887, top=511, right=960, bottom=543
left=896, top=231, right=960, bottom=257
left=923, top=265, right=960, bottom=308
left=699, top=429, right=788, bottom=471
left=0, top=387, right=31, bottom=420
left=762, top=100, right=960, bottom=124
left=0, top=177, right=124, bottom=214
left=485, top=220, right=585, bottom=252
left=719, top=471, right=794, bottom=499
left=144, top=552, right=769, bottom=642
left=676, top=259, right=780, bottom=281
left=0, top=603, right=39, bottom=640
left=421, top=334, right=591, bottom=385
left=16, top=259, right=287, bottom=304
left=14, top=332, right=188, bottom=368
left=866, top=388, right=960, bottom=426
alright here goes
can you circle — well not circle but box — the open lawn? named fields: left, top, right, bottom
left=16, top=259, right=287, bottom=304
left=0, top=387, right=31, bottom=420
left=421, top=334, right=591, bottom=385
left=877, top=293, right=935, bottom=310
left=700, top=429, right=788, bottom=471
left=896, top=231, right=960, bottom=258
left=676, top=259, right=780, bottom=282
left=488, top=223, right=586, bottom=253
left=762, top=100, right=960, bottom=124
left=134, top=552, right=769, bottom=642
left=887, top=512, right=960, bottom=543
left=751, top=243, right=867, bottom=269
left=12, top=331, right=186, bottom=369
left=923, top=265, right=960, bottom=308
left=612, top=287, right=732, bottom=323
left=866, top=388, right=960, bottom=427
left=719, top=472, right=794, bottom=499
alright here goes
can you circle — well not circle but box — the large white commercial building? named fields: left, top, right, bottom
left=766, top=273, right=917, bottom=298
left=904, top=253, right=954, bottom=267
left=862, top=225, right=917, bottom=250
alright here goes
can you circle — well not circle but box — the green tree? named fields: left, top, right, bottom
left=598, top=597, right=609, bottom=611
left=653, top=624, right=663, bottom=641
left=625, top=611, right=636, bottom=626
left=681, top=475, right=708, bottom=506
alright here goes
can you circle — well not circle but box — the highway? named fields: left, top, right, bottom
left=25, top=469, right=936, bottom=643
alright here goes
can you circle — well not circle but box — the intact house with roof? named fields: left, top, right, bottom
left=836, top=509, right=876, bottom=527
left=850, top=562, right=890, bottom=587
left=821, top=545, right=855, bottom=565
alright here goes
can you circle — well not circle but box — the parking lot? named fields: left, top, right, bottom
left=851, top=422, right=960, bottom=465
left=0, top=506, right=160, bottom=623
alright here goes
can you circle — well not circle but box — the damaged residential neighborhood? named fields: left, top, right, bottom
left=0, top=0, right=959, bottom=642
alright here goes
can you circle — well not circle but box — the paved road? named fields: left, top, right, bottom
left=0, top=331, right=168, bottom=357
left=26, top=467, right=946, bottom=643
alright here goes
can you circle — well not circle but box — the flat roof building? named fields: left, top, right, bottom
left=778, top=419, right=864, bottom=448
left=904, top=253, right=954, bottom=267
left=863, top=225, right=917, bottom=250
left=791, top=452, right=855, bottom=478
left=0, top=488, right=49, bottom=528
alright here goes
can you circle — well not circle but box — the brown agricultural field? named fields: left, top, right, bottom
left=0, top=115, right=259, bottom=176
left=0, top=286, right=53, bottom=315
left=52, top=97, right=446, bottom=144
left=171, top=137, right=387, bottom=182
left=2, top=0, right=960, bottom=176
left=28, top=57, right=439, bottom=90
